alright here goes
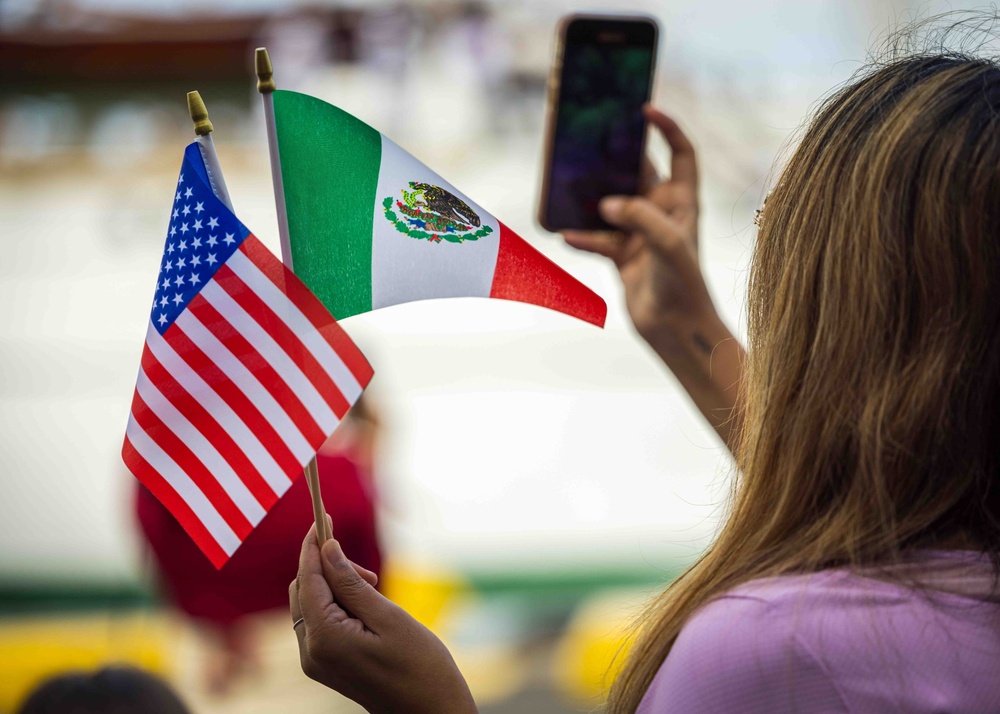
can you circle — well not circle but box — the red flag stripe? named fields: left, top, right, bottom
left=139, top=343, right=279, bottom=510
left=212, top=262, right=352, bottom=420
left=183, top=295, right=326, bottom=451
left=123, top=436, right=231, bottom=568
left=238, top=238, right=373, bottom=385
left=161, top=324, right=302, bottom=478
left=125, top=406, right=243, bottom=548
left=226, top=247, right=364, bottom=405
left=199, top=277, right=340, bottom=431
left=145, top=324, right=289, bottom=500
left=173, top=306, right=316, bottom=462
left=130, top=386, right=256, bottom=539
left=489, top=223, right=607, bottom=328
left=134, top=368, right=265, bottom=527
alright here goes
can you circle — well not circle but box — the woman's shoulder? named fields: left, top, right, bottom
left=637, top=575, right=849, bottom=713
left=638, top=556, right=1000, bottom=714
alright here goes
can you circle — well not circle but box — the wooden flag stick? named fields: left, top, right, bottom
left=304, top=459, right=331, bottom=542
left=255, top=46, right=332, bottom=545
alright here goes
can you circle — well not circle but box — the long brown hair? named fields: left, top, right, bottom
left=609, top=45, right=1000, bottom=714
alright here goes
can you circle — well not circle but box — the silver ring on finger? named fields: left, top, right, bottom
left=292, top=617, right=305, bottom=631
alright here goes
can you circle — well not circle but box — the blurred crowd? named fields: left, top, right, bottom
left=0, top=1, right=554, bottom=170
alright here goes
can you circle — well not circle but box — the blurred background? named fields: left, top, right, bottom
left=0, top=0, right=986, bottom=712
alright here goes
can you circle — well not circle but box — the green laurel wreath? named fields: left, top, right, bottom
left=382, top=196, right=494, bottom=244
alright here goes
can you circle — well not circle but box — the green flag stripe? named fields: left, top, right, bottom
left=273, top=90, right=381, bottom=319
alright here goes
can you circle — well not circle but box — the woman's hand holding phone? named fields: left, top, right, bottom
left=563, top=106, right=707, bottom=345
left=563, top=106, right=745, bottom=451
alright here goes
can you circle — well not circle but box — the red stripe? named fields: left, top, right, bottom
left=162, top=324, right=301, bottom=477
left=130, top=391, right=253, bottom=540
left=122, top=435, right=230, bottom=569
left=238, top=236, right=373, bottom=385
left=213, top=263, right=351, bottom=420
left=139, top=343, right=278, bottom=510
left=186, top=293, right=326, bottom=447
left=489, top=223, right=607, bottom=327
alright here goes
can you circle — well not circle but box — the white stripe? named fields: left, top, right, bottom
left=227, top=250, right=363, bottom=402
left=200, top=279, right=339, bottom=434
left=145, top=325, right=291, bottom=497
left=126, top=417, right=241, bottom=556
left=174, top=310, right=314, bottom=463
left=136, top=368, right=267, bottom=526
left=370, top=135, right=502, bottom=310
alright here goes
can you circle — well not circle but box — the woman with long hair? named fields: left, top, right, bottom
left=286, top=26, right=1000, bottom=714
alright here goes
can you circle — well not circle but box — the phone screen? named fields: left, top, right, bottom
left=543, top=18, right=657, bottom=231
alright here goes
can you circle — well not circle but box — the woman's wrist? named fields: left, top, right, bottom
left=640, top=308, right=731, bottom=370
left=640, top=309, right=745, bottom=452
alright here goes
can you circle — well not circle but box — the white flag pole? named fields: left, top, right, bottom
left=187, top=91, right=235, bottom=212
left=255, top=48, right=294, bottom=267
left=255, top=46, right=332, bottom=545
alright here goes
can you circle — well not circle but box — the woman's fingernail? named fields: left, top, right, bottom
left=599, top=196, right=626, bottom=221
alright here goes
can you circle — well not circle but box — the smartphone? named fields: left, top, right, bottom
left=538, top=15, right=658, bottom=232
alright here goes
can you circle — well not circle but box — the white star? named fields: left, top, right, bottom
left=177, top=173, right=184, bottom=184
left=174, top=274, right=185, bottom=287
left=223, top=233, right=235, bottom=245
left=193, top=220, right=202, bottom=232
left=184, top=187, right=193, bottom=198
left=177, top=256, right=187, bottom=269
left=164, top=260, right=173, bottom=272
left=179, top=224, right=189, bottom=235
left=181, top=204, right=191, bottom=216
left=195, top=202, right=205, bottom=214
left=175, top=191, right=181, bottom=202
left=158, top=313, right=168, bottom=326
left=161, top=278, right=170, bottom=290
left=192, top=237, right=202, bottom=249
left=207, top=217, right=219, bottom=229
left=166, top=243, right=175, bottom=254
left=206, top=253, right=218, bottom=266
left=168, top=226, right=176, bottom=237
left=207, top=235, right=218, bottom=247
left=173, top=293, right=183, bottom=305
left=191, top=254, right=201, bottom=267
left=172, top=208, right=179, bottom=219
left=189, top=273, right=201, bottom=286
left=159, top=296, right=168, bottom=307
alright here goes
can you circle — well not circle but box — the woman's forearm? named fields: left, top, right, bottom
left=642, top=311, right=745, bottom=455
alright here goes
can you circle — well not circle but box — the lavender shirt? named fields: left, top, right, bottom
left=638, top=553, right=1000, bottom=713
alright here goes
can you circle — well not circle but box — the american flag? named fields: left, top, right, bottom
left=123, top=143, right=373, bottom=568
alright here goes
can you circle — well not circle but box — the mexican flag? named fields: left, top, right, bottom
left=270, top=90, right=606, bottom=327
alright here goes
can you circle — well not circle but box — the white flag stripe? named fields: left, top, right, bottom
left=227, top=250, right=364, bottom=402
left=201, top=280, right=339, bottom=434
left=125, top=419, right=241, bottom=556
left=136, top=369, right=267, bottom=526
left=145, top=325, right=291, bottom=497
left=175, top=310, right=315, bottom=464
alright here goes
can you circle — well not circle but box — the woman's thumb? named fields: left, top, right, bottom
left=320, top=539, right=388, bottom=627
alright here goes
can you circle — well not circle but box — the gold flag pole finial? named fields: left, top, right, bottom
left=255, top=47, right=276, bottom=94
left=187, top=91, right=213, bottom=136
